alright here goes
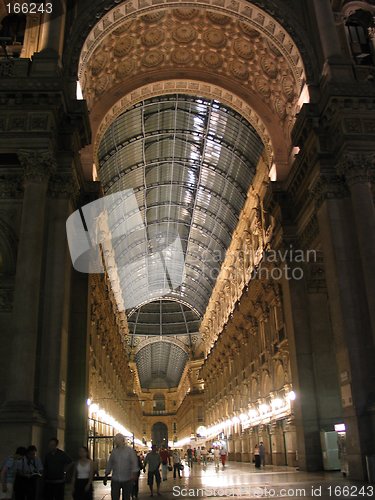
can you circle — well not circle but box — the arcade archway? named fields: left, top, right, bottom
left=152, top=422, right=169, bottom=448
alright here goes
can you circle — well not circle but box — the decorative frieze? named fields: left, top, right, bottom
left=0, top=60, right=15, bottom=78
left=309, top=173, right=349, bottom=208
left=0, top=112, right=51, bottom=132
left=0, top=176, right=23, bottom=199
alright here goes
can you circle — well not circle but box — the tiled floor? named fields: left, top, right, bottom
left=90, top=461, right=367, bottom=499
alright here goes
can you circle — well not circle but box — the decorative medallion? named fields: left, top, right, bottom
left=274, top=98, right=286, bottom=119
left=91, top=51, right=106, bottom=76
left=173, top=8, right=199, bottom=20
left=171, top=48, right=194, bottom=65
left=113, top=35, right=134, bottom=58
left=95, top=76, right=109, bottom=95
left=141, top=28, right=164, bottom=47
left=202, top=51, right=223, bottom=69
left=141, top=11, right=166, bottom=23
left=141, top=50, right=164, bottom=67
left=116, top=59, right=135, bottom=79
left=203, top=29, right=227, bottom=48
left=229, top=60, right=249, bottom=80
left=233, top=38, right=254, bottom=60
left=261, top=57, right=278, bottom=78
left=206, top=11, right=231, bottom=25
left=238, top=21, right=259, bottom=38
left=282, top=76, right=295, bottom=102
left=254, top=76, right=271, bottom=98
left=112, top=20, right=134, bottom=36
left=172, top=25, right=197, bottom=44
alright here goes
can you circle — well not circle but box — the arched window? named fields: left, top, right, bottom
left=345, top=9, right=375, bottom=65
left=0, top=14, right=26, bottom=57
left=153, top=393, right=165, bottom=411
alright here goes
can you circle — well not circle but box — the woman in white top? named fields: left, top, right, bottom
left=72, top=447, right=94, bottom=500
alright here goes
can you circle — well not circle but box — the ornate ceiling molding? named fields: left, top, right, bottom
left=78, top=2, right=305, bottom=88
left=77, top=5, right=309, bottom=169
left=94, top=79, right=273, bottom=166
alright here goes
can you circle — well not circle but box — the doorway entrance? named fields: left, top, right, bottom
left=152, top=422, right=168, bottom=448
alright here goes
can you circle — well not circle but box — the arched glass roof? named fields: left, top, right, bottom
left=98, top=94, right=264, bottom=317
left=128, top=300, right=200, bottom=337
left=97, top=94, right=264, bottom=388
left=135, top=341, right=189, bottom=389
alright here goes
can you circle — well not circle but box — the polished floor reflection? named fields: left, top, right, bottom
left=91, top=461, right=360, bottom=500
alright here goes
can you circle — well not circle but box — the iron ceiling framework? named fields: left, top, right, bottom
left=98, top=94, right=264, bottom=388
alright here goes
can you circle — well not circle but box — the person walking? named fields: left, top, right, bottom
left=186, top=448, right=193, bottom=469
left=0, top=447, right=26, bottom=500
left=16, top=446, right=43, bottom=500
left=196, top=447, right=201, bottom=465
left=171, top=450, right=181, bottom=479
left=213, top=447, right=220, bottom=469
left=220, top=447, right=227, bottom=468
left=43, top=438, right=72, bottom=500
left=159, top=447, right=170, bottom=482
left=104, top=434, right=138, bottom=500
left=200, top=447, right=208, bottom=467
left=259, top=442, right=265, bottom=468
left=143, top=445, right=161, bottom=497
left=254, top=445, right=261, bottom=469
left=71, top=447, right=94, bottom=500
left=131, top=451, right=143, bottom=500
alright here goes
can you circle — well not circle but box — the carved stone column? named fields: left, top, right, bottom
left=280, top=260, right=323, bottom=471
left=241, top=428, right=250, bottom=462
left=38, top=170, right=80, bottom=448
left=312, top=0, right=342, bottom=62
left=234, top=430, right=242, bottom=462
left=270, top=421, right=284, bottom=466
left=38, top=1, right=66, bottom=57
left=311, top=169, right=375, bottom=480
left=0, top=150, right=55, bottom=450
left=283, top=417, right=298, bottom=467
left=339, top=152, right=375, bottom=343
left=305, top=253, right=342, bottom=432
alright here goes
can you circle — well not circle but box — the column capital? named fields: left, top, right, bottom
left=309, top=172, right=349, bottom=207
left=338, top=152, right=375, bottom=186
left=18, top=150, right=56, bottom=183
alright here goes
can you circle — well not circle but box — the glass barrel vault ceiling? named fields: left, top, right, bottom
left=128, top=300, right=200, bottom=336
left=97, top=94, right=264, bottom=389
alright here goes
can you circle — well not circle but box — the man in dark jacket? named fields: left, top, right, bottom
left=43, top=438, right=72, bottom=500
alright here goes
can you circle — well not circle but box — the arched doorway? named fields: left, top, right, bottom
left=152, top=422, right=168, bottom=448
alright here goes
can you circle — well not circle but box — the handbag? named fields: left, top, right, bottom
left=178, top=463, right=184, bottom=471
left=168, top=465, right=173, bottom=471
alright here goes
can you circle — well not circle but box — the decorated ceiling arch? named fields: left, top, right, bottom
left=77, top=1, right=311, bottom=389
left=78, top=2, right=310, bottom=174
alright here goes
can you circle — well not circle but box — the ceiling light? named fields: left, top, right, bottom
left=287, top=391, right=296, bottom=401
